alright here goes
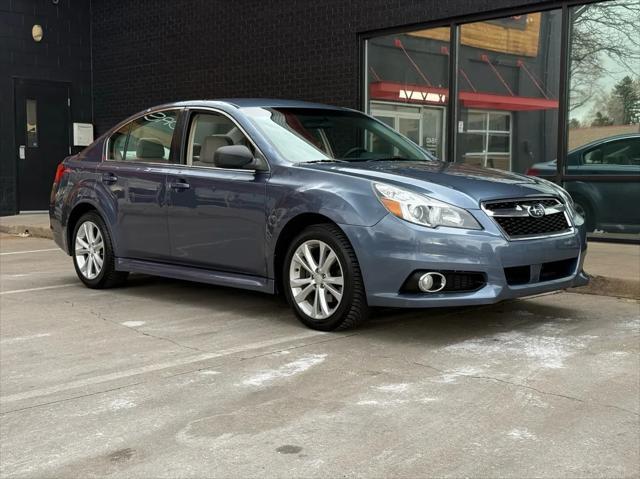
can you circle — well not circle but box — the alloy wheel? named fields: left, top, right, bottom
left=74, top=221, right=105, bottom=280
left=289, top=239, right=344, bottom=320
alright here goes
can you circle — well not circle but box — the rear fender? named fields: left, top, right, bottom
left=63, top=181, right=119, bottom=256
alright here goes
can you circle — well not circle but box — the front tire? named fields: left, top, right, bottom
left=72, top=212, right=128, bottom=289
left=283, top=224, right=368, bottom=331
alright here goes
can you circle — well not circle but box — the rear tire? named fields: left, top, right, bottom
left=283, top=224, right=368, bottom=331
left=72, top=212, right=128, bottom=289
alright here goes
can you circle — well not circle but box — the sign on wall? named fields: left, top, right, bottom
left=73, top=123, right=94, bottom=146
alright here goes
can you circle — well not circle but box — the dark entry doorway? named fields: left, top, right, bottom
left=14, top=79, right=70, bottom=211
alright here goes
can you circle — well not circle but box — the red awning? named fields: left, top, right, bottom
left=370, top=81, right=558, bottom=111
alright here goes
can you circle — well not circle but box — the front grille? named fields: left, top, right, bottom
left=494, top=212, right=570, bottom=237
left=441, top=272, right=487, bottom=292
left=483, top=197, right=572, bottom=239
left=504, top=257, right=577, bottom=285
left=540, top=257, right=577, bottom=282
left=504, top=265, right=531, bottom=285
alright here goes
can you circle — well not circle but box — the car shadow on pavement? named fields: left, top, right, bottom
left=113, top=274, right=581, bottom=347
left=361, top=296, right=587, bottom=348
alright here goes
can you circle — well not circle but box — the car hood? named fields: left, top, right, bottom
left=302, top=160, right=560, bottom=209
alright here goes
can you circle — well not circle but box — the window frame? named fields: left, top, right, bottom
left=463, top=110, right=512, bottom=170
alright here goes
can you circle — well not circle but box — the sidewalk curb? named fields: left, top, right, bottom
left=0, top=224, right=53, bottom=240
left=571, top=275, right=640, bottom=300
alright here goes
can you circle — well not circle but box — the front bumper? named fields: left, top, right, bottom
left=340, top=211, right=588, bottom=308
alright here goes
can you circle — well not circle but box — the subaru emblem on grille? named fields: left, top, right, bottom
left=528, top=203, right=546, bottom=218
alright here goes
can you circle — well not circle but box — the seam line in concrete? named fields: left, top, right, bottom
left=413, top=361, right=639, bottom=417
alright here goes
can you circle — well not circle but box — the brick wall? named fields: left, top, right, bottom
left=0, top=0, right=92, bottom=215
left=91, top=0, right=554, bottom=133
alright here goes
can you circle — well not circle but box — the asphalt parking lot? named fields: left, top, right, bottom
left=1, top=232, right=638, bottom=478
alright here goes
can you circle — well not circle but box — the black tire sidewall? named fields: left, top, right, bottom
left=72, top=212, right=114, bottom=288
left=574, top=197, right=595, bottom=232
left=283, top=225, right=358, bottom=330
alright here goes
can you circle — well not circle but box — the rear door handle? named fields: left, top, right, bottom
left=102, top=172, right=118, bottom=184
left=170, top=179, right=190, bottom=190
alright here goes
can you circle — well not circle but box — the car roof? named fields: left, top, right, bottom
left=166, top=98, right=352, bottom=110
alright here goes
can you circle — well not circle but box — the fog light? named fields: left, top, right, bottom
left=418, top=272, right=446, bottom=293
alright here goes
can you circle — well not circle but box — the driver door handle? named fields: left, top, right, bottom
left=170, top=179, right=190, bottom=190
left=102, top=172, right=118, bottom=184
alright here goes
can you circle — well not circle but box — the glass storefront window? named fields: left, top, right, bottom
left=367, top=26, right=450, bottom=159
left=567, top=0, right=640, bottom=165
left=365, top=2, right=639, bottom=239
left=455, top=10, right=562, bottom=174
left=564, top=0, right=640, bottom=236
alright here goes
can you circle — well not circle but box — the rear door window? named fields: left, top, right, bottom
left=107, top=110, right=178, bottom=163
left=125, top=111, right=178, bottom=163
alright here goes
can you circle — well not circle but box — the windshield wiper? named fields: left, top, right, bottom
left=303, top=159, right=347, bottom=164
left=364, top=157, right=421, bottom=162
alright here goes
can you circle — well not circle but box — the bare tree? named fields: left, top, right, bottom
left=569, top=1, right=640, bottom=113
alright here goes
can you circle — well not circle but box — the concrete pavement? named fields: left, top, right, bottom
left=1, top=233, right=639, bottom=478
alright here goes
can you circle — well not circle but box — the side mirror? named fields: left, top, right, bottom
left=214, top=145, right=254, bottom=169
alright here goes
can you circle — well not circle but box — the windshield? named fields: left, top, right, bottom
left=240, top=107, right=434, bottom=163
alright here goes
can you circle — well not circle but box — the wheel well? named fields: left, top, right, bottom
left=66, top=203, right=97, bottom=253
left=273, top=213, right=339, bottom=294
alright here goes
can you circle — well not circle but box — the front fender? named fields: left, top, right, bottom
left=265, top=166, right=388, bottom=277
left=268, top=170, right=386, bottom=231
left=268, top=165, right=387, bottom=228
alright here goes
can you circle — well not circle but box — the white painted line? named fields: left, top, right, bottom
left=0, top=331, right=326, bottom=404
left=0, top=283, right=78, bottom=296
left=0, top=248, right=60, bottom=256
left=0, top=333, right=51, bottom=345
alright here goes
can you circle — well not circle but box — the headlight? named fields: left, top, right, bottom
left=373, top=182, right=482, bottom=230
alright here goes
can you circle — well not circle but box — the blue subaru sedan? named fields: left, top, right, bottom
left=50, top=99, right=589, bottom=330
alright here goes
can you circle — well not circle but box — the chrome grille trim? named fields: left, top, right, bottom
left=481, top=196, right=574, bottom=241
